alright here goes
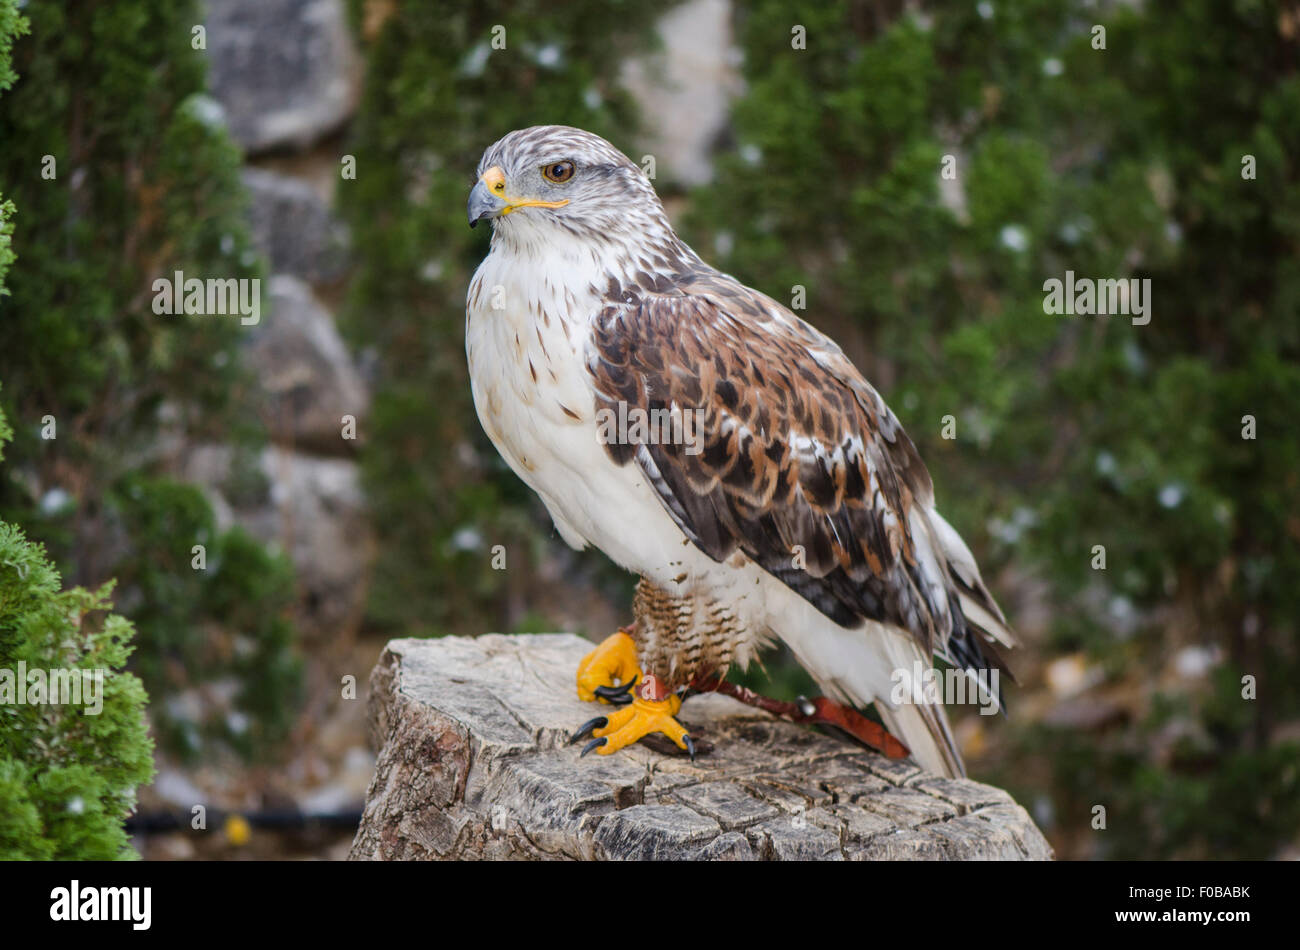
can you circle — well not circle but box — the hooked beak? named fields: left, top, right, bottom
left=467, top=179, right=506, bottom=229
left=468, top=165, right=570, bottom=228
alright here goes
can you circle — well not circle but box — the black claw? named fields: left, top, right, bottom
left=580, top=737, right=607, bottom=758
left=569, top=716, right=608, bottom=745
left=683, top=734, right=696, bottom=762
left=594, top=680, right=636, bottom=705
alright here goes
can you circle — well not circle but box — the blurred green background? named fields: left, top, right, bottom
left=1, top=0, right=1297, bottom=860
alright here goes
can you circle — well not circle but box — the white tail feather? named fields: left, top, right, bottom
left=874, top=626, right=966, bottom=778
left=876, top=700, right=965, bottom=779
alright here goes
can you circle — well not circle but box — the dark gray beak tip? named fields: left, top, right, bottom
left=468, top=179, right=506, bottom=230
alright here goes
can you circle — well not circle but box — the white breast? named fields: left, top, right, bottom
left=465, top=245, right=595, bottom=489
left=467, top=237, right=633, bottom=551
left=465, top=235, right=742, bottom=599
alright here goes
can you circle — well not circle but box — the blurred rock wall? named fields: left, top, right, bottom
left=191, top=0, right=373, bottom=636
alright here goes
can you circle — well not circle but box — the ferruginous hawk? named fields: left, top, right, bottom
left=465, top=125, right=1015, bottom=778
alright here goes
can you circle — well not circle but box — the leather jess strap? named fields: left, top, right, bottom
left=686, top=675, right=910, bottom=760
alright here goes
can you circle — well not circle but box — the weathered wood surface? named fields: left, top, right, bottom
left=349, top=634, right=1052, bottom=861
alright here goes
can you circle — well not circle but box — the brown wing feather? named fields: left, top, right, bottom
left=579, top=269, right=1013, bottom=696
left=584, top=269, right=1013, bottom=684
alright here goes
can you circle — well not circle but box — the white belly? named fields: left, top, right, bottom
left=465, top=250, right=769, bottom=640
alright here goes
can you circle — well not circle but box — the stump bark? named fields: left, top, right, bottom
left=349, top=633, right=1052, bottom=860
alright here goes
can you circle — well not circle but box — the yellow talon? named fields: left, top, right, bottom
left=576, top=630, right=642, bottom=703
left=592, top=692, right=689, bottom=755
left=573, top=636, right=697, bottom=760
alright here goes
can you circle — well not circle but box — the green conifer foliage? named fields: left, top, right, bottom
left=0, top=461, right=156, bottom=858
left=0, top=0, right=301, bottom=759
left=1, top=0, right=155, bottom=846
left=0, top=0, right=22, bottom=293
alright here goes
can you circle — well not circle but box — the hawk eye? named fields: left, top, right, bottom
left=542, top=161, right=575, bottom=183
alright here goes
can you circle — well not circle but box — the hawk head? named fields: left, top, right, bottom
left=467, top=125, right=667, bottom=243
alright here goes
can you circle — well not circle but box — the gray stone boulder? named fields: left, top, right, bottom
left=181, top=443, right=372, bottom=632
left=349, top=634, right=1054, bottom=861
left=204, top=0, right=361, bottom=154
left=622, top=0, right=742, bottom=187
left=245, top=448, right=371, bottom=631
left=242, top=167, right=350, bottom=285
left=243, top=275, right=369, bottom=454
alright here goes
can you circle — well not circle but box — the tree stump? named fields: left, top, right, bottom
left=349, top=634, right=1052, bottom=860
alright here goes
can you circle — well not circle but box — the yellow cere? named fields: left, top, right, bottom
left=479, top=165, right=569, bottom=215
